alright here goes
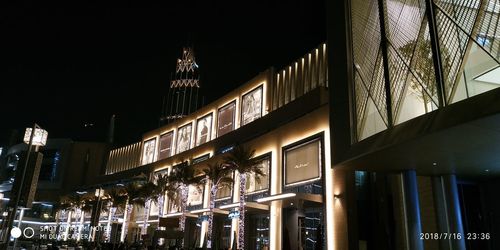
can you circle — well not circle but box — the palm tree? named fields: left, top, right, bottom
left=167, top=162, right=203, bottom=232
left=104, top=188, right=127, bottom=242
left=224, top=145, right=263, bottom=250
left=65, top=194, right=90, bottom=241
left=200, top=162, right=234, bottom=249
left=53, top=198, right=72, bottom=240
left=153, top=173, right=170, bottom=216
left=120, top=181, right=149, bottom=242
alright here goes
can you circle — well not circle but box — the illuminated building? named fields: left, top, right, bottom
left=97, top=44, right=330, bottom=249
left=328, top=0, right=500, bottom=250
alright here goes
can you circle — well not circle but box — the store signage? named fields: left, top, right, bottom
left=198, top=215, right=209, bottom=223
left=228, top=210, right=240, bottom=219
left=284, top=139, right=321, bottom=187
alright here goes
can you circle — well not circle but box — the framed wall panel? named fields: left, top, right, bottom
left=187, top=184, right=205, bottom=206
left=283, top=136, right=323, bottom=187
left=215, top=171, right=234, bottom=201
left=217, top=101, right=236, bottom=137
left=176, top=123, right=193, bottom=154
left=241, top=85, right=263, bottom=126
left=196, top=113, right=213, bottom=146
left=141, top=138, right=157, bottom=165
left=246, top=154, right=270, bottom=194
left=158, top=131, right=174, bottom=160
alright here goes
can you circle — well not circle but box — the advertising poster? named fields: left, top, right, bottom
left=241, top=86, right=263, bottom=125
left=246, top=157, right=270, bottom=194
left=196, top=114, right=212, bottom=146
left=216, top=172, right=233, bottom=200
left=284, top=139, right=321, bottom=186
left=158, top=132, right=174, bottom=160
left=141, top=138, right=156, bottom=165
left=217, top=101, right=236, bottom=137
left=187, top=184, right=204, bottom=206
left=176, top=123, right=192, bottom=154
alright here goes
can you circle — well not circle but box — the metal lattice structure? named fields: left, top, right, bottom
left=351, top=0, right=500, bottom=141
left=161, top=47, right=201, bottom=124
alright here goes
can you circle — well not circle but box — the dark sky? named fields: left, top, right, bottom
left=0, top=1, right=326, bottom=146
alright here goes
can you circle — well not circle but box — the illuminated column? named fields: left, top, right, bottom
left=269, top=148, right=281, bottom=250
left=64, top=210, right=72, bottom=241
left=120, top=200, right=130, bottom=242
left=323, top=130, right=335, bottom=250
left=402, top=170, right=424, bottom=250
left=432, top=175, right=466, bottom=250
left=105, top=207, right=115, bottom=242
left=77, top=210, right=85, bottom=242
left=332, top=168, right=358, bottom=250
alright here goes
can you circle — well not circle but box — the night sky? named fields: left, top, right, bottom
left=0, top=1, right=326, bottom=146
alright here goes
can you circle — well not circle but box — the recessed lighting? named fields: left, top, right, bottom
left=290, top=202, right=294, bottom=206
left=432, top=162, right=437, bottom=166
left=485, top=169, right=489, bottom=172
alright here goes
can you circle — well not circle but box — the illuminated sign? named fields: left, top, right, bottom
left=241, top=85, right=263, bottom=126
left=228, top=210, right=240, bottom=219
left=176, top=123, right=192, bottom=154
left=217, top=101, right=236, bottom=137
left=283, top=138, right=322, bottom=187
left=23, top=128, right=48, bottom=146
left=196, top=113, right=213, bottom=146
left=159, top=132, right=174, bottom=160
left=142, top=138, right=157, bottom=165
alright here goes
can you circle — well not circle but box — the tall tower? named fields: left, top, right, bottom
left=160, top=47, right=201, bottom=125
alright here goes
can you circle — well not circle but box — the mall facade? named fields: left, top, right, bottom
left=86, top=43, right=330, bottom=250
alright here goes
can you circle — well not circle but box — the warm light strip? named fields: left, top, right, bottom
left=13, top=220, right=57, bottom=225
left=219, top=203, right=245, bottom=209
left=256, top=193, right=296, bottom=203
left=165, top=212, right=183, bottom=217
left=190, top=208, right=210, bottom=214
left=135, top=219, right=159, bottom=223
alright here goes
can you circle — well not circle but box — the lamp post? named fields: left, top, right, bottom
left=0, top=124, right=47, bottom=249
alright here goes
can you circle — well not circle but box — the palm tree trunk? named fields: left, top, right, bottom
left=77, top=209, right=85, bottom=242
left=105, top=206, right=115, bottom=242
left=64, top=210, right=72, bottom=241
left=158, top=194, right=165, bottom=216
left=142, top=200, right=151, bottom=235
left=238, top=173, right=247, bottom=250
left=55, top=211, right=61, bottom=240
left=207, top=185, right=217, bottom=249
left=120, top=200, right=131, bottom=243
left=179, top=184, right=188, bottom=231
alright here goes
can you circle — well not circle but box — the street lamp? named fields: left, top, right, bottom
left=0, top=124, right=47, bottom=249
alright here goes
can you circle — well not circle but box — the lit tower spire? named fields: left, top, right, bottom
left=160, top=47, right=201, bottom=125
